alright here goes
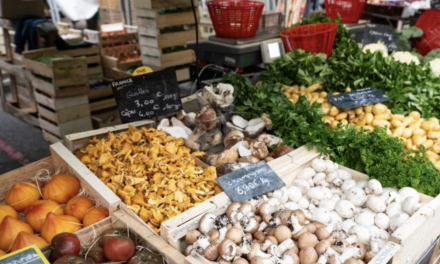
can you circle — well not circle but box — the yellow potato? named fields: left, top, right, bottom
left=423, top=139, right=434, bottom=150
left=391, top=114, right=405, bottom=121
left=356, top=115, right=366, bottom=127
left=363, top=125, right=374, bottom=132
left=354, top=107, right=363, bottom=115
left=329, top=106, right=340, bottom=117
left=374, top=113, right=391, bottom=120
left=364, top=105, right=373, bottom=113
left=319, top=91, right=328, bottom=98
left=406, top=138, right=413, bottom=149
left=409, top=111, right=421, bottom=120
left=409, top=119, right=423, bottom=129
left=402, top=116, right=414, bottom=127
left=321, top=106, right=330, bottom=115
left=392, top=126, right=404, bottom=138
left=365, top=113, right=374, bottom=125
left=413, top=128, right=426, bottom=137
left=372, top=103, right=387, bottom=115
left=427, top=131, right=440, bottom=139
left=434, top=161, right=440, bottom=170
left=412, top=135, right=427, bottom=147
left=316, top=98, right=325, bottom=104
left=332, top=92, right=340, bottom=95
left=372, top=119, right=390, bottom=128
left=429, top=117, right=440, bottom=127
left=421, top=120, right=435, bottom=131
left=305, top=83, right=322, bottom=93
left=391, top=119, right=403, bottom=128
left=402, top=128, right=414, bottom=139
left=330, top=120, right=339, bottom=129
left=387, top=129, right=392, bottom=136
left=432, top=142, right=440, bottom=154
left=427, top=151, right=438, bottom=160
left=340, top=120, right=348, bottom=125
left=323, top=116, right=334, bottom=124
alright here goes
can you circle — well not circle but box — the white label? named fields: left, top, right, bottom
left=268, top=42, right=281, bottom=59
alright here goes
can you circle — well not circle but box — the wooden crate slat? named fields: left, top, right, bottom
left=61, top=46, right=101, bottom=57
left=137, top=11, right=197, bottom=30
left=89, top=86, right=114, bottom=100
left=42, top=129, right=62, bottom=143
left=37, top=103, right=91, bottom=124
left=89, top=97, right=117, bottom=112
left=85, top=55, right=102, bottom=65
left=35, top=90, right=89, bottom=110
left=142, top=49, right=195, bottom=68
left=176, top=67, right=190, bottom=82
left=140, top=30, right=196, bottom=49
left=51, top=58, right=88, bottom=78
left=39, top=116, right=92, bottom=137
left=32, top=76, right=89, bottom=98
left=88, top=66, right=103, bottom=76
left=91, top=108, right=121, bottom=129
left=133, top=0, right=198, bottom=9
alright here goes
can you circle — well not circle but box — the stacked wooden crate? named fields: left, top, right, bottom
left=61, top=45, right=104, bottom=82
left=99, top=0, right=137, bottom=25
left=23, top=47, right=93, bottom=143
left=133, top=0, right=199, bottom=83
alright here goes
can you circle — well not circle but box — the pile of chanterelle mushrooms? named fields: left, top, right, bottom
left=185, top=157, right=424, bottom=264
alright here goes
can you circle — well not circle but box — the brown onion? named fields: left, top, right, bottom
left=42, top=174, right=81, bottom=204
left=83, top=207, right=109, bottom=227
left=5, top=182, right=41, bottom=212
left=10, top=231, right=48, bottom=251
left=65, top=196, right=94, bottom=222
left=0, top=216, right=34, bottom=251
left=25, top=200, right=64, bottom=232
left=41, top=213, right=82, bottom=243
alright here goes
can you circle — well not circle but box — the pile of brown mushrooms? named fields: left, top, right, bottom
left=203, top=131, right=294, bottom=174
left=185, top=196, right=372, bottom=264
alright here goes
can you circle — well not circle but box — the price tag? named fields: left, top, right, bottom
left=363, top=24, right=400, bottom=52
left=216, top=162, right=286, bottom=202
left=0, top=245, right=49, bottom=264
left=111, top=68, right=183, bottom=123
left=133, top=66, right=153, bottom=76
left=327, top=87, right=389, bottom=110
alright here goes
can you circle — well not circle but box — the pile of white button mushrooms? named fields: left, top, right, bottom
left=184, top=157, right=424, bottom=264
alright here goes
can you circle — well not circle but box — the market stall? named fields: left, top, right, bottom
left=0, top=0, right=440, bottom=263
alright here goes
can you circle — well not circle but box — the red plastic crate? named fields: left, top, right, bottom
left=280, top=23, right=338, bottom=58
left=413, top=9, right=440, bottom=56
left=325, top=0, right=367, bottom=23
left=207, top=0, right=264, bottom=38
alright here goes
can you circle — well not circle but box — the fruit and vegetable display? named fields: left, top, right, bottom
left=282, top=84, right=440, bottom=169
left=0, top=174, right=109, bottom=254
left=74, top=125, right=222, bottom=233
left=48, top=230, right=164, bottom=264
left=185, top=157, right=425, bottom=264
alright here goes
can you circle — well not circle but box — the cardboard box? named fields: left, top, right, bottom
left=0, top=0, right=45, bottom=19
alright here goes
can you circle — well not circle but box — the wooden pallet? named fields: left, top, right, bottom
left=23, top=47, right=89, bottom=98
left=35, top=89, right=93, bottom=142
left=61, top=45, right=104, bottom=81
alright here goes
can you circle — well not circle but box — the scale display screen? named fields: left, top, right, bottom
left=261, top=38, right=285, bottom=64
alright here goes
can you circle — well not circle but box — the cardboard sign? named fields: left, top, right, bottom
left=327, top=87, right=390, bottom=110
left=364, top=23, right=400, bottom=52
left=216, top=162, right=286, bottom=202
left=0, top=245, right=49, bottom=264
left=111, top=68, right=182, bottom=123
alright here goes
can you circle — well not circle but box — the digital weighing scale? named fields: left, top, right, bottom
left=187, top=30, right=285, bottom=69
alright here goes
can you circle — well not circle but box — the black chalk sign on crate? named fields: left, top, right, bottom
left=0, top=245, right=49, bottom=264
left=111, top=68, right=183, bottom=123
left=327, top=87, right=390, bottom=110
left=216, top=161, right=286, bottom=202
left=364, top=23, right=400, bottom=52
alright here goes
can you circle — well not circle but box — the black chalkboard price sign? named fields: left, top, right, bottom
left=363, top=23, right=399, bottom=52
left=0, top=245, right=49, bottom=264
left=327, top=87, right=390, bottom=110
left=111, top=68, right=183, bottom=123
left=216, top=161, right=286, bottom=202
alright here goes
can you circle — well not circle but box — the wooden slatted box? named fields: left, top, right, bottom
left=23, top=47, right=89, bottom=98
left=34, top=89, right=93, bottom=143
left=61, top=45, right=104, bottom=81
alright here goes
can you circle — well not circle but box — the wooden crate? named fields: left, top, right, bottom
left=101, top=55, right=141, bottom=80
left=133, top=0, right=198, bottom=9
left=0, top=149, right=120, bottom=253
left=165, top=146, right=438, bottom=264
left=91, top=107, right=122, bottom=129
left=61, top=45, right=104, bottom=81
left=40, top=211, right=184, bottom=264
left=100, top=8, right=124, bottom=24
left=35, top=89, right=93, bottom=141
left=142, top=49, right=195, bottom=69
left=99, top=0, right=121, bottom=10
left=23, top=47, right=89, bottom=98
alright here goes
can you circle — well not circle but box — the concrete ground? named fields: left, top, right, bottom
left=0, top=101, right=50, bottom=174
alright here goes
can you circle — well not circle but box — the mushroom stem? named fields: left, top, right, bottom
left=370, top=236, right=380, bottom=253
left=290, top=215, right=304, bottom=235
left=193, top=235, right=211, bottom=251
left=219, top=226, right=228, bottom=241
left=269, top=239, right=295, bottom=258
left=317, top=253, right=328, bottom=264
left=339, top=247, right=361, bottom=263
left=278, top=255, right=294, bottom=264
left=258, top=221, right=268, bottom=232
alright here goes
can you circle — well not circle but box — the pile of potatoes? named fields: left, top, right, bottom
left=282, top=84, right=440, bottom=169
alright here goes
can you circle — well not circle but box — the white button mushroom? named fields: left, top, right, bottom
left=402, top=197, right=419, bottom=216
left=346, top=187, right=367, bottom=207
left=335, top=200, right=356, bottom=219
left=341, top=179, right=357, bottom=193
left=366, top=196, right=386, bottom=213
left=389, top=212, right=410, bottom=231
left=337, top=169, right=352, bottom=181
left=287, top=186, right=302, bottom=203
left=349, top=225, right=371, bottom=244
left=325, top=160, right=339, bottom=173
left=292, top=179, right=310, bottom=195
left=307, top=187, right=326, bottom=205
left=319, top=199, right=337, bottom=212
left=374, top=213, right=390, bottom=230
left=386, top=202, right=403, bottom=218
left=298, top=197, right=310, bottom=209
left=311, top=157, right=328, bottom=172
left=341, top=219, right=357, bottom=233
left=312, top=208, right=331, bottom=224
left=298, top=167, right=317, bottom=180
left=365, top=179, right=383, bottom=195
left=356, top=180, right=368, bottom=189
left=354, top=211, right=375, bottom=227
left=398, top=187, right=420, bottom=203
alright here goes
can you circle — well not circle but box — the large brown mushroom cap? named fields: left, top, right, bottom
left=274, top=225, right=291, bottom=243
left=226, top=227, right=243, bottom=245
left=298, top=233, right=319, bottom=249
left=299, top=247, right=318, bottom=264
left=186, top=229, right=201, bottom=245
